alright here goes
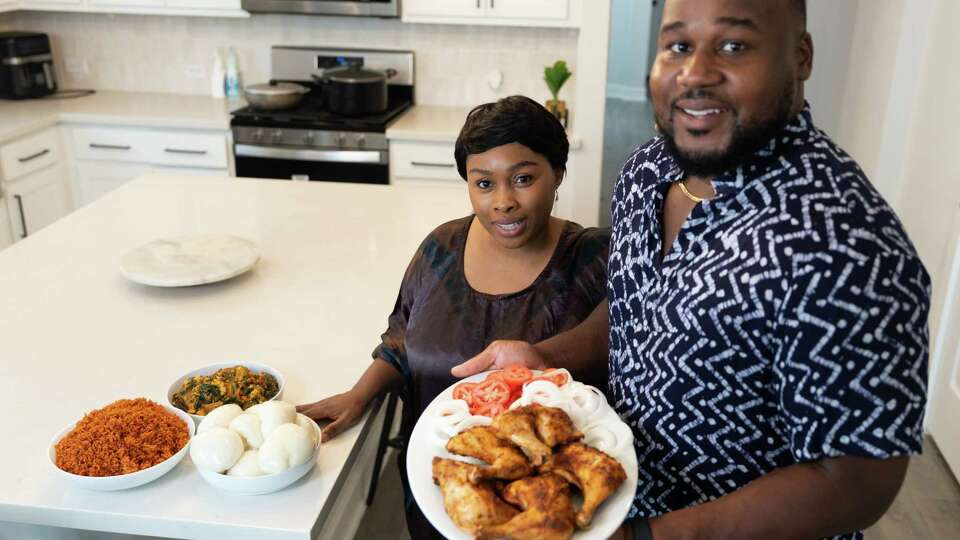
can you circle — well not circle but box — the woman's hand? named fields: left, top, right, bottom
left=451, top=339, right=547, bottom=378
left=296, top=390, right=369, bottom=442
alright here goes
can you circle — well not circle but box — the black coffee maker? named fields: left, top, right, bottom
left=0, top=32, right=57, bottom=99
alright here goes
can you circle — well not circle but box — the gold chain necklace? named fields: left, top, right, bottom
left=678, top=179, right=712, bottom=204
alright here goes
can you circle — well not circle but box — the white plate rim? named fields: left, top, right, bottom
left=407, top=371, right=638, bottom=540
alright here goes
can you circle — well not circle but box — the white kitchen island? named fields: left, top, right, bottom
left=0, top=174, right=468, bottom=540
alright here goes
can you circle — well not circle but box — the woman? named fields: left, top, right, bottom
left=297, top=95, right=610, bottom=539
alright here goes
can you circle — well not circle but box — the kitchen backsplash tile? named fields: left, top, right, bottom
left=5, top=12, right=578, bottom=107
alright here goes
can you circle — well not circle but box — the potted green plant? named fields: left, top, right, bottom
left=544, top=60, right=572, bottom=127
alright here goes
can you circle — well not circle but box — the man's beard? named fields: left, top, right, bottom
left=655, top=83, right=797, bottom=177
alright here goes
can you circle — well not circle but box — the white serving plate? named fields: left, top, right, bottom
left=195, top=419, right=321, bottom=495
left=167, top=362, right=285, bottom=426
left=407, top=371, right=639, bottom=540
left=49, top=405, right=195, bottom=491
left=120, top=233, right=260, bottom=287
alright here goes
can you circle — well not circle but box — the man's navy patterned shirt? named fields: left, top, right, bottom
left=608, top=105, right=931, bottom=540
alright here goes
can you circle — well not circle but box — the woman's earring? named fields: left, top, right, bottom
left=554, top=190, right=560, bottom=202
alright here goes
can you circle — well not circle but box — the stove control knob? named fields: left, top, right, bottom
left=251, top=129, right=264, bottom=143
left=272, top=130, right=284, bottom=144
left=337, top=134, right=347, bottom=148
left=303, top=132, right=315, bottom=145
left=357, top=135, right=366, bottom=149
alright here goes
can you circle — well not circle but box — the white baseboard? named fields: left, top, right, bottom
left=606, top=83, right=648, bottom=102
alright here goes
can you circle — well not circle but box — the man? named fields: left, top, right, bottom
left=452, top=0, right=931, bottom=539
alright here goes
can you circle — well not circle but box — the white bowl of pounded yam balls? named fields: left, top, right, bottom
left=189, top=400, right=320, bottom=495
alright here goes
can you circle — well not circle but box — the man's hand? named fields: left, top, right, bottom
left=296, top=390, right=369, bottom=442
left=451, top=340, right=548, bottom=378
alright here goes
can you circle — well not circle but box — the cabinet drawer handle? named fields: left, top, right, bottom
left=411, top=161, right=455, bottom=168
left=14, top=194, right=27, bottom=238
left=90, top=143, right=132, bottom=151
left=17, top=148, right=50, bottom=163
left=164, top=148, right=208, bottom=155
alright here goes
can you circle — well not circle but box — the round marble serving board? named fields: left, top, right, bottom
left=120, top=234, right=260, bottom=287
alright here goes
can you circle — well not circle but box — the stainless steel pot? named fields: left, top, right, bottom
left=243, top=82, right=309, bottom=111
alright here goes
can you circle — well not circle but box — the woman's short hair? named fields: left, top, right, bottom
left=454, top=95, right=569, bottom=181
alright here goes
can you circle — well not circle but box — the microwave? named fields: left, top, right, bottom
left=241, top=0, right=399, bottom=17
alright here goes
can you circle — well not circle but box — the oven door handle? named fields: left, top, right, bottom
left=235, top=145, right=387, bottom=165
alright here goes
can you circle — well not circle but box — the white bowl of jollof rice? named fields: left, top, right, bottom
left=48, top=398, right=195, bottom=491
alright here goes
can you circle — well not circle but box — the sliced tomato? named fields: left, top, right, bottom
left=471, top=378, right=511, bottom=407
left=473, top=400, right=508, bottom=418
left=452, top=382, right=478, bottom=402
left=498, top=365, right=533, bottom=390
left=530, top=368, right=569, bottom=387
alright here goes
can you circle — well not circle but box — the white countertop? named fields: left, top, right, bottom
left=0, top=91, right=239, bottom=143
left=386, top=104, right=472, bottom=143
left=0, top=174, right=467, bottom=539
left=386, top=104, right=583, bottom=149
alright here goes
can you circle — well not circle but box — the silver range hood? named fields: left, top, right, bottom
left=241, top=0, right=400, bottom=17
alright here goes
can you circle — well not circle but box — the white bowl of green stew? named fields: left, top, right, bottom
left=167, top=362, right=285, bottom=425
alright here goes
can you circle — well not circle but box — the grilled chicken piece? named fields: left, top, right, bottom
left=491, top=408, right=552, bottom=466
left=491, top=404, right=582, bottom=466
left=476, top=473, right=577, bottom=540
left=432, top=458, right=519, bottom=535
left=446, top=426, right=532, bottom=481
left=521, top=403, right=583, bottom=447
left=539, top=442, right=627, bottom=528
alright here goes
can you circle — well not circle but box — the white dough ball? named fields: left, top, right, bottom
left=250, top=400, right=296, bottom=439
left=229, top=413, right=264, bottom=449
left=258, top=423, right=314, bottom=474
left=190, top=427, right=244, bottom=473
left=197, top=404, right=243, bottom=434
left=296, top=413, right=319, bottom=448
left=227, top=450, right=264, bottom=477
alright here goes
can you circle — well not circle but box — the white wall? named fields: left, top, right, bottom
left=804, top=0, right=859, bottom=141
left=892, top=0, right=960, bottom=389
left=824, top=0, right=958, bottom=435
left=4, top=11, right=578, bottom=108
left=606, top=0, right=651, bottom=102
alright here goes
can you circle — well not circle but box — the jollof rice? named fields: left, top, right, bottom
left=55, top=398, right=189, bottom=477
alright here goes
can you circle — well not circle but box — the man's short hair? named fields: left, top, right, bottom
left=791, top=0, right=807, bottom=29
left=454, top=95, right=569, bottom=181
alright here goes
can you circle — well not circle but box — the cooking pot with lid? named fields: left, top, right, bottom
left=317, top=65, right=398, bottom=117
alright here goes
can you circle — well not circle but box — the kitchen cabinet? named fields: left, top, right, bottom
left=390, top=140, right=461, bottom=186
left=0, top=199, right=13, bottom=250
left=402, top=0, right=578, bottom=27
left=489, top=0, right=568, bottom=20
left=69, top=125, right=230, bottom=207
left=0, top=127, right=73, bottom=245
left=73, top=161, right=151, bottom=206
left=21, top=0, right=83, bottom=6
left=403, top=0, right=484, bottom=18
left=4, top=164, right=73, bottom=240
left=11, top=0, right=247, bottom=17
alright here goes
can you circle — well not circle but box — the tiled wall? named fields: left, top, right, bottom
left=5, top=11, right=579, bottom=107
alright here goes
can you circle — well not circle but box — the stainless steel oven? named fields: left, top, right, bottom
left=230, top=47, right=414, bottom=184
left=233, top=128, right=390, bottom=184
left=241, top=0, right=400, bottom=17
